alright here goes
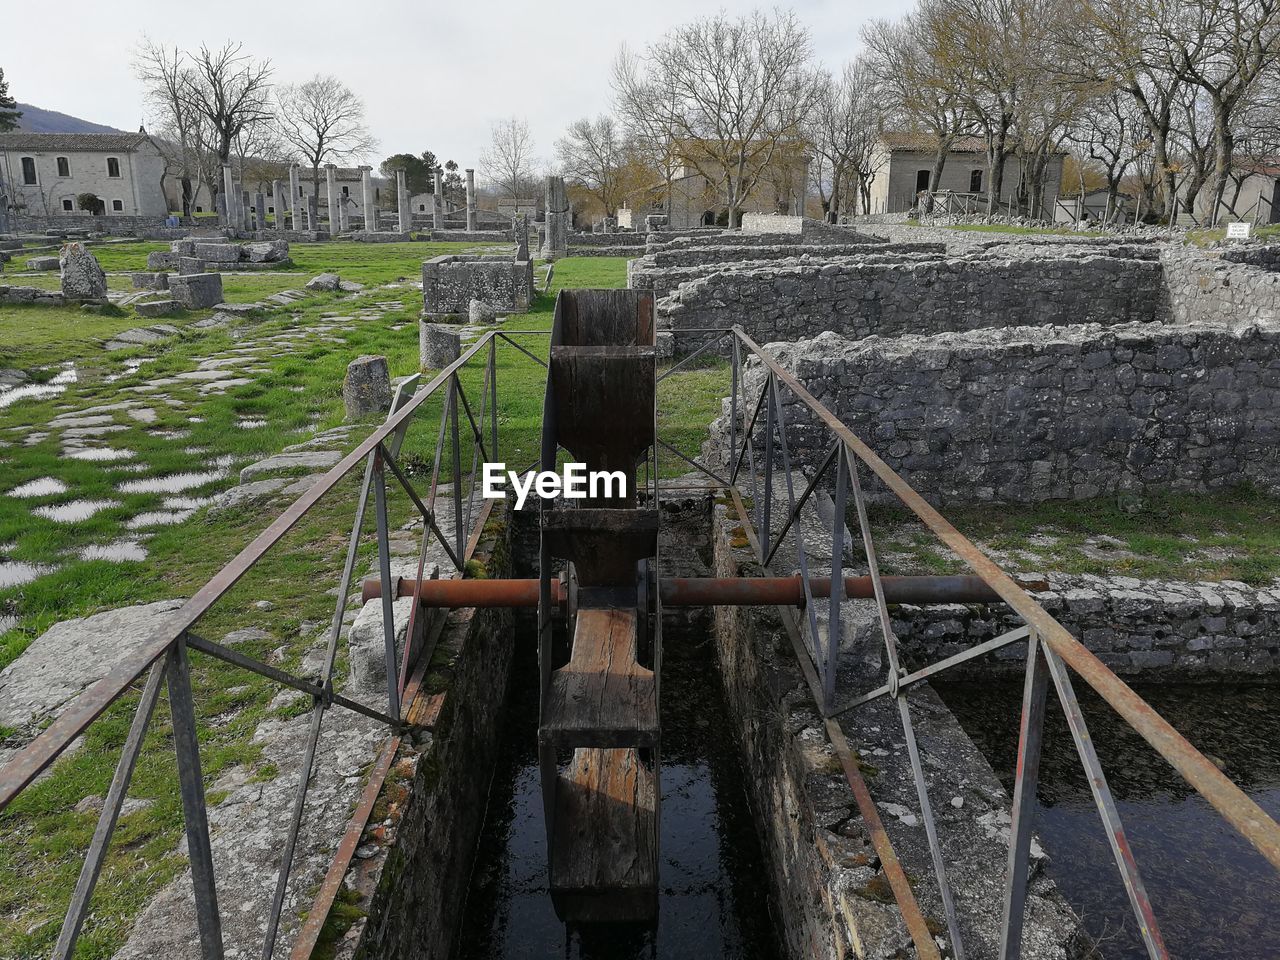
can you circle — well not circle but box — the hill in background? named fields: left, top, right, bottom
left=14, top=103, right=125, bottom=135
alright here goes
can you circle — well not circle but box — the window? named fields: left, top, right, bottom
left=106, top=157, right=121, bottom=178
left=196, top=205, right=204, bottom=213
left=268, top=205, right=275, bottom=214
left=915, top=169, right=931, bottom=193
left=21, top=157, right=36, bottom=184
left=375, top=188, right=381, bottom=201
left=341, top=186, right=349, bottom=197
left=56, top=157, right=70, bottom=177
left=111, top=199, right=123, bottom=212
left=969, top=169, right=983, bottom=193
left=62, top=199, right=74, bottom=211
left=419, top=204, right=426, bottom=212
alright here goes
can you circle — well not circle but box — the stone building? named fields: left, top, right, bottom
left=619, top=141, right=811, bottom=229
left=0, top=131, right=169, bottom=219
left=865, top=132, right=1065, bottom=216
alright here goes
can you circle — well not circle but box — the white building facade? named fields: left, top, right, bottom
left=0, top=131, right=169, bottom=220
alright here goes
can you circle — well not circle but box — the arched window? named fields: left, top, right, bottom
left=106, top=157, right=121, bottom=178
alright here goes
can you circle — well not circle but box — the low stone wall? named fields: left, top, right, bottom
left=726, top=320, right=1280, bottom=505
left=425, top=229, right=512, bottom=243
left=1162, top=249, right=1280, bottom=327
left=421, top=253, right=533, bottom=316
left=648, top=228, right=884, bottom=254
left=341, top=511, right=515, bottom=959
left=630, top=250, right=947, bottom=300
left=893, top=573, right=1280, bottom=681
left=0, top=284, right=64, bottom=306
left=1223, top=244, right=1280, bottom=271
left=13, top=213, right=193, bottom=235
left=660, top=253, right=1163, bottom=352
left=568, top=231, right=642, bottom=246
left=708, top=500, right=1084, bottom=958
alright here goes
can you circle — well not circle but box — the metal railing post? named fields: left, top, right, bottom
left=373, top=448, right=401, bottom=721
left=450, top=374, right=463, bottom=564
left=167, top=634, right=225, bottom=960
left=761, top=374, right=774, bottom=559
left=999, top=626, right=1049, bottom=960
left=827, top=446, right=847, bottom=711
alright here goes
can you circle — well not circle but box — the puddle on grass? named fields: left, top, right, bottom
left=8, top=477, right=68, bottom=498
left=0, top=365, right=77, bottom=410
left=237, top=418, right=267, bottom=429
left=33, top=499, right=119, bottom=522
left=0, top=560, right=52, bottom=588
left=126, top=509, right=195, bottom=529
left=65, top=447, right=136, bottom=463
left=161, top=495, right=213, bottom=511
left=78, top=540, right=148, bottom=562
left=0, top=614, right=17, bottom=633
left=117, top=470, right=223, bottom=495
left=103, top=357, right=156, bottom=384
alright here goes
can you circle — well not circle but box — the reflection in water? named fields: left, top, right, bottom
left=117, top=469, right=223, bottom=494
left=0, top=561, right=51, bottom=588
left=33, top=499, right=119, bottom=522
left=937, top=681, right=1280, bottom=959
left=0, top=365, right=77, bottom=409
left=79, top=540, right=147, bottom=562
left=454, top=623, right=780, bottom=960
left=8, top=477, right=67, bottom=498
left=65, top=447, right=136, bottom=462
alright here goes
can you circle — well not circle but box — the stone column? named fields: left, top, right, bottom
left=241, top=190, right=252, bottom=231
left=513, top=213, right=529, bottom=261
left=432, top=166, right=444, bottom=231
left=465, top=168, right=477, bottom=231
left=254, top=191, right=266, bottom=230
left=325, top=164, right=340, bottom=237
left=307, top=195, right=319, bottom=232
left=221, top=164, right=236, bottom=228
left=541, top=175, right=568, bottom=260
left=397, top=169, right=411, bottom=234
left=0, top=189, right=10, bottom=235
left=339, top=195, right=350, bottom=232
left=271, top=179, right=284, bottom=229
left=360, top=165, right=376, bottom=233
left=420, top=322, right=461, bottom=369
left=288, top=165, right=301, bottom=230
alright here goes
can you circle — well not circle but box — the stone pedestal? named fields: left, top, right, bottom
left=419, top=322, right=461, bottom=369
left=343, top=355, right=392, bottom=419
left=360, top=165, right=376, bottom=233
left=325, top=164, right=340, bottom=237
left=289, top=165, right=302, bottom=230
left=397, top=170, right=411, bottom=234
left=433, top=167, right=444, bottom=230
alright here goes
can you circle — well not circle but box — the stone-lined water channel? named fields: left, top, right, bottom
left=453, top=617, right=782, bottom=959
left=937, top=680, right=1280, bottom=959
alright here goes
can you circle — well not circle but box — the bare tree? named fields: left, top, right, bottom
left=863, top=13, right=970, bottom=212
left=481, top=116, right=536, bottom=201
left=612, top=45, right=685, bottom=216
left=1067, top=89, right=1151, bottom=221
left=135, top=38, right=218, bottom=216
left=614, top=9, right=821, bottom=227
left=807, top=61, right=884, bottom=220
left=182, top=42, right=274, bottom=169
left=277, top=74, right=378, bottom=195
left=555, top=115, right=625, bottom=215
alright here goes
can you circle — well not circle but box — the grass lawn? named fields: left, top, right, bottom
left=0, top=248, right=729, bottom=959
left=1187, top=223, right=1280, bottom=246
left=861, top=485, right=1280, bottom=585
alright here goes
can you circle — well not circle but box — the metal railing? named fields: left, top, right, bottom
left=701, top=323, right=1280, bottom=960
left=0, top=329, right=550, bottom=960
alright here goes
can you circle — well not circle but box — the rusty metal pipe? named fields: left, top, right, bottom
left=361, top=574, right=1013, bottom=608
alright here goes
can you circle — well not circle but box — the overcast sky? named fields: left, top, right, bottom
left=5, top=0, right=914, bottom=180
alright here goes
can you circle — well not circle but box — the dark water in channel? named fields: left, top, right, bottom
left=936, top=681, right=1280, bottom=959
left=453, top=620, right=782, bottom=960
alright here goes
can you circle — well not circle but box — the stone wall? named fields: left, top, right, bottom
left=1223, top=244, right=1280, bottom=271
left=13, top=213, right=190, bottom=235
left=708, top=500, right=1085, bottom=959
left=1162, top=250, right=1280, bottom=327
left=893, top=573, right=1280, bottom=681
left=726, top=321, right=1280, bottom=505
left=0, top=284, right=64, bottom=306
left=660, top=253, right=1164, bottom=352
left=421, top=254, right=533, bottom=316
left=342, top=512, right=515, bottom=959
left=632, top=245, right=952, bottom=299
left=426, top=229, right=512, bottom=243
left=568, top=231, right=642, bottom=246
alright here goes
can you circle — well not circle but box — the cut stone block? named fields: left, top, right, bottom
left=169, top=272, right=224, bottom=309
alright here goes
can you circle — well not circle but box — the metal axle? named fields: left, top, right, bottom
left=361, top=574, right=1023, bottom=609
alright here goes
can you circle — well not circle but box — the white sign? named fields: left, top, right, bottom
left=1227, top=222, right=1252, bottom=240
